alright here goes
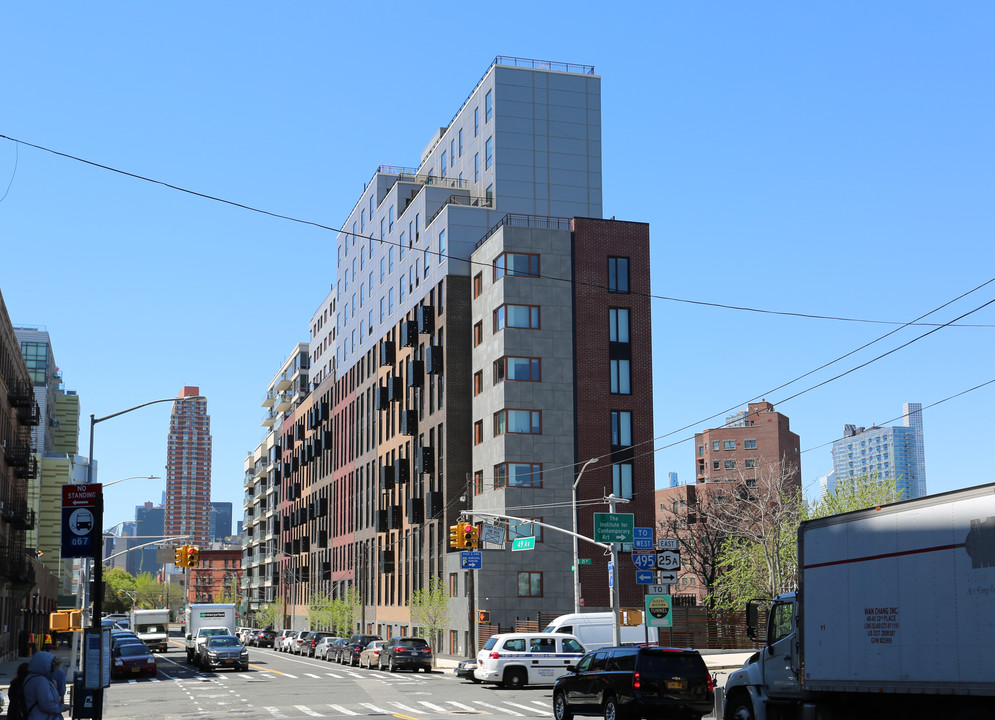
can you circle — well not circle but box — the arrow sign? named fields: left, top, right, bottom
left=636, top=570, right=653, bottom=584
left=657, top=571, right=677, bottom=583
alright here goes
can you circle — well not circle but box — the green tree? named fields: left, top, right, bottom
left=255, top=601, right=281, bottom=630
left=307, top=592, right=335, bottom=630
left=410, top=577, right=449, bottom=657
left=330, top=586, right=361, bottom=636
left=103, top=568, right=137, bottom=614
left=134, top=572, right=164, bottom=608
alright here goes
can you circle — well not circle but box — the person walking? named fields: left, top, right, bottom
left=5, top=662, right=30, bottom=720
left=22, top=650, right=68, bottom=719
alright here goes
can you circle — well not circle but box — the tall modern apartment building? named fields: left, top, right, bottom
left=251, top=57, right=656, bottom=655
left=164, top=387, right=212, bottom=546
left=132, top=502, right=165, bottom=576
left=831, top=402, right=926, bottom=499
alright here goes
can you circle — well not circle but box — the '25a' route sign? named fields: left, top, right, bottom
left=62, top=484, right=102, bottom=559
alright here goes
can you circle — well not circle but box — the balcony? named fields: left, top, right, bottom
left=261, top=410, right=277, bottom=428
left=275, top=370, right=292, bottom=391
left=274, top=392, right=292, bottom=413
left=262, top=390, right=277, bottom=408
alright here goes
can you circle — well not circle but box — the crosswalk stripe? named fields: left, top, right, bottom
left=446, top=701, right=479, bottom=712
left=389, top=702, right=423, bottom=714
left=305, top=673, right=322, bottom=678
left=328, top=704, right=359, bottom=716
left=417, top=701, right=450, bottom=712
left=325, top=672, right=343, bottom=678
left=505, top=701, right=551, bottom=715
left=359, top=702, right=391, bottom=714
left=530, top=701, right=548, bottom=708
left=474, top=701, right=524, bottom=716
left=264, top=707, right=289, bottom=718
left=342, top=671, right=363, bottom=678
left=295, top=706, right=326, bottom=717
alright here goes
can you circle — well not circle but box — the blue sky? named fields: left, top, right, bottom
left=2, top=3, right=993, bottom=531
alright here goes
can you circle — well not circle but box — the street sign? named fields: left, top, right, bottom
left=61, top=483, right=101, bottom=559
left=636, top=570, right=654, bottom=584
left=657, top=571, right=678, bottom=584
left=648, top=584, right=669, bottom=595
left=633, top=527, right=653, bottom=549
left=658, top=538, right=679, bottom=550
left=608, top=561, right=614, bottom=588
left=594, top=513, right=635, bottom=543
left=481, top=523, right=506, bottom=545
left=578, top=558, right=592, bottom=565
left=460, top=551, right=482, bottom=569
left=645, top=594, right=673, bottom=627
left=657, top=550, right=681, bottom=571
left=512, top=537, right=536, bottom=551
left=631, top=551, right=656, bottom=571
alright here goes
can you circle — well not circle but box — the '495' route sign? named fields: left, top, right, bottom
left=61, top=483, right=101, bottom=559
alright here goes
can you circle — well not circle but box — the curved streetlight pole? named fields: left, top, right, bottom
left=572, top=457, right=600, bottom=614
left=85, top=395, right=202, bottom=719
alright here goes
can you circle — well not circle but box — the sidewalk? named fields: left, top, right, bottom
left=0, top=644, right=76, bottom=695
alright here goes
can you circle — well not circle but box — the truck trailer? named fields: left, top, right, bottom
left=722, top=483, right=995, bottom=720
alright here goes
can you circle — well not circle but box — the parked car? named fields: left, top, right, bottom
left=251, top=629, right=277, bottom=648
left=200, top=634, right=250, bottom=672
left=475, top=632, right=586, bottom=688
left=305, top=632, right=335, bottom=657
left=337, top=634, right=382, bottom=666
left=277, top=630, right=298, bottom=652
left=358, top=640, right=383, bottom=669
left=111, top=643, right=157, bottom=679
left=455, top=659, right=480, bottom=682
left=552, top=646, right=713, bottom=720
left=315, top=636, right=343, bottom=660
left=378, top=637, right=433, bottom=672
left=293, top=630, right=314, bottom=655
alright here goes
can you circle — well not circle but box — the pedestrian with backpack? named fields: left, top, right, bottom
left=5, top=662, right=31, bottom=720
left=22, top=650, right=68, bottom=719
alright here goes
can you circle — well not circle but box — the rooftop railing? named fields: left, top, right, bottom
left=475, top=213, right=574, bottom=249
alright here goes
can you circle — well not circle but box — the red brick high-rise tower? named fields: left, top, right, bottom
left=164, top=386, right=212, bottom=546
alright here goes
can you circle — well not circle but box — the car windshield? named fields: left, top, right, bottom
left=202, top=628, right=229, bottom=637
left=137, top=625, right=164, bottom=633
left=117, top=645, right=150, bottom=657
left=209, top=637, right=240, bottom=647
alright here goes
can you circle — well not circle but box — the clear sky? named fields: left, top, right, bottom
left=2, top=3, right=993, bottom=532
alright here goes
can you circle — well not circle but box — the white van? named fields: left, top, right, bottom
left=542, top=612, right=651, bottom=651
left=474, top=632, right=586, bottom=688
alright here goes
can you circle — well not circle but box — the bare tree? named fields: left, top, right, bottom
left=656, top=485, right=731, bottom=606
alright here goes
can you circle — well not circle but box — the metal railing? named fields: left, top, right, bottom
left=426, top=193, right=494, bottom=227
left=476, top=213, right=573, bottom=249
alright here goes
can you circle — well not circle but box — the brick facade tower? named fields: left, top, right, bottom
left=164, top=387, right=211, bottom=546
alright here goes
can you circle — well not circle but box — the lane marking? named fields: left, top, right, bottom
left=295, top=705, right=326, bottom=716
left=389, top=702, right=424, bottom=714
left=392, top=714, right=422, bottom=720
left=446, top=701, right=479, bottom=712
left=328, top=704, right=359, bottom=715
left=359, top=702, right=392, bottom=713
left=305, top=673, right=323, bottom=678
left=264, top=707, right=289, bottom=718
left=474, top=701, right=524, bottom=716
left=504, top=701, right=551, bottom=715
left=417, top=701, right=450, bottom=712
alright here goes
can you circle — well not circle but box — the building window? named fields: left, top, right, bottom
left=473, top=273, right=483, bottom=298
left=370, top=195, right=374, bottom=218
left=379, top=298, right=385, bottom=324
left=474, top=107, right=479, bottom=136
left=451, top=138, right=456, bottom=164
left=449, top=573, right=458, bottom=597
left=458, top=128, right=463, bottom=157
left=473, top=470, right=484, bottom=494
left=389, top=247, right=394, bottom=273
left=494, top=304, right=540, bottom=331
left=399, top=278, right=406, bottom=304
left=611, top=411, right=632, bottom=447
left=712, top=441, right=720, bottom=451
left=399, top=233, right=406, bottom=260
left=494, top=252, right=540, bottom=279
left=724, top=441, right=735, bottom=450
left=473, top=371, right=483, bottom=396
left=610, top=359, right=631, bottom=394
left=380, top=218, right=385, bottom=242
left=609, top=309, right=630, bottom=343
left=474, top=153, right=480, bottom=182
left=485, top=184, right=493, bottom=204
left=360, top=210, right=365, bottom=233
left=439, top=229, right=446, bottom=258
left=744, top=439, right=758, bottom=449
left=494, top=409, right=542, bottom=436
left=423, top=249, right=430, bottom=277
left=745, top=459, right=757, bottom=469
left=473, top=321, right=483, bottom=347
left=495, top=462, right=542, bottom=488
left=608, top=257, right=630, bottom=293
left=613, top=463, right=633, bottom=499
left=518, top=571, right=542, bottom=598
left=380, top=258, right=385, bottom=283
left=441, top=151, right=447, bottom=178
left=485, top=90, right=493, bottom=122
left=485, top=137, right=493, bottom=169
left=388, top=206, right=394, bottom=232
left=494, top=356, right=541, bottom=383
left=508, top=518, right=542, bottom=542
left=724, top=460, right=736, bottom=470
left=473, top=421, right=483, bottom=446
left=388, top=288, right=394, bottom=314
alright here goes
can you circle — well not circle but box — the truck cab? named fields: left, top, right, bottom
left=723, top=594, right=801, bottom=720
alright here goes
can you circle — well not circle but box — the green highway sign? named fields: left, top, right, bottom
left=578, top=558, right=592, bottom=565
left=512, top=536, right=536, bottom=551
left=593, top=513, right=635, bottom=543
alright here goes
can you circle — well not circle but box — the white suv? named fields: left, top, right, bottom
left=474, top=632, right=585, bottom=689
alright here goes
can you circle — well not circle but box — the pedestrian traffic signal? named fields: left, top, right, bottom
left=449, top=524, right=461, bottom=549
left=477, top=610, right=490, bottom=623
left=49, top=611, right=70, bottom=631
left=175, top=544, right=188, bottom=567
left=186, top=546, right=200, bottom=567
left=462, top=524, right=476, bottom=549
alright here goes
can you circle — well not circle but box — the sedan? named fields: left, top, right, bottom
left=378, top=637, right=433, bottom=672
left=456, top=659, right=480, bottom=682
left=315, top=637, right=343, bottom=660
left=200, top=635, right=249, bottom=672
left=358, top=641, right=383, bottom=669
left=112, top=643, right=157, bottom=679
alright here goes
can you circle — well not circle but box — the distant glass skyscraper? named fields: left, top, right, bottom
left=831, top=403, right=926, bottom=499
left=164, top=387, right=211, bottom=546
left=209, top=501, right=233, bottom=541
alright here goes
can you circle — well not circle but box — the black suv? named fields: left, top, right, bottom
left=379, top=637, right=433, bottom=672
left=552, top=646, right=713, bottom=720
left=338, top=634, right=382, bottom=666
left=252, top=629, right=277, bottom=648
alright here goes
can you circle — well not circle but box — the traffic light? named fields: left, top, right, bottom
left=175, top=544, right=188, bottom=567
left=49, top=611, right=70, bottom=632
left=620, top=608, right=643, bottom=627
left=449, top=524, right=461, bottom=549
left=476, top=610, right=490, bottom=623
left=466, top=524, right=480, bottom=549
left=186, top=546, right=200, bottom=567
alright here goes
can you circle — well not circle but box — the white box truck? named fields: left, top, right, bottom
left=131, top=608, right=170, bottom=652
left=542, top=611, right=650, bottom=651
left=721, top=483, right=995, bottom=720
left=184, top=603, right=236, bottom=664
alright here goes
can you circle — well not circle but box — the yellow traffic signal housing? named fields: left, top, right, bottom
left=449, top=524, right=461, bottom=549
left=187, top=546, right=200, bottom=567
left=620, top=608, right=644, bottom=627
left=49, top=611, right=70, bottom=632
left=68, top=609, right=83, bottom=631
left=175, top=544, right=188, bottom=567
left=477, top=610, right=490, bottom=623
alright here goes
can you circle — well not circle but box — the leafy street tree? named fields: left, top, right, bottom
left=410, top=576, right=449, bottom=655
left=134, top=572, right=163, bottom=608
left=103, top=568, right=137, bottom=614
left=330, top=586, right=361, bottom=636
left=255, top=600, right=281, bottom=630
left=307, top=592, right=335, bottom=630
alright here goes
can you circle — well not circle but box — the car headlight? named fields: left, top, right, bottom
left=208, top=652, right=218, bottom=658
left=240, top=651, right=248, bottom=657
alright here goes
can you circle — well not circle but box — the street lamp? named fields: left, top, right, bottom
left=84, top=394, right=202, bottom=719
left=572, top=457, right=599, bottom=614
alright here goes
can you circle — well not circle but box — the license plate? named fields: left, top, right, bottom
left=665, top=679, right=686, bottom=690
left=131, top=668, right=141, bottom=673
left=224, top=659, right=234, bottom=664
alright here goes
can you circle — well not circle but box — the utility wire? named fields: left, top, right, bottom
left=4, top=133, right=993, bottom=328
